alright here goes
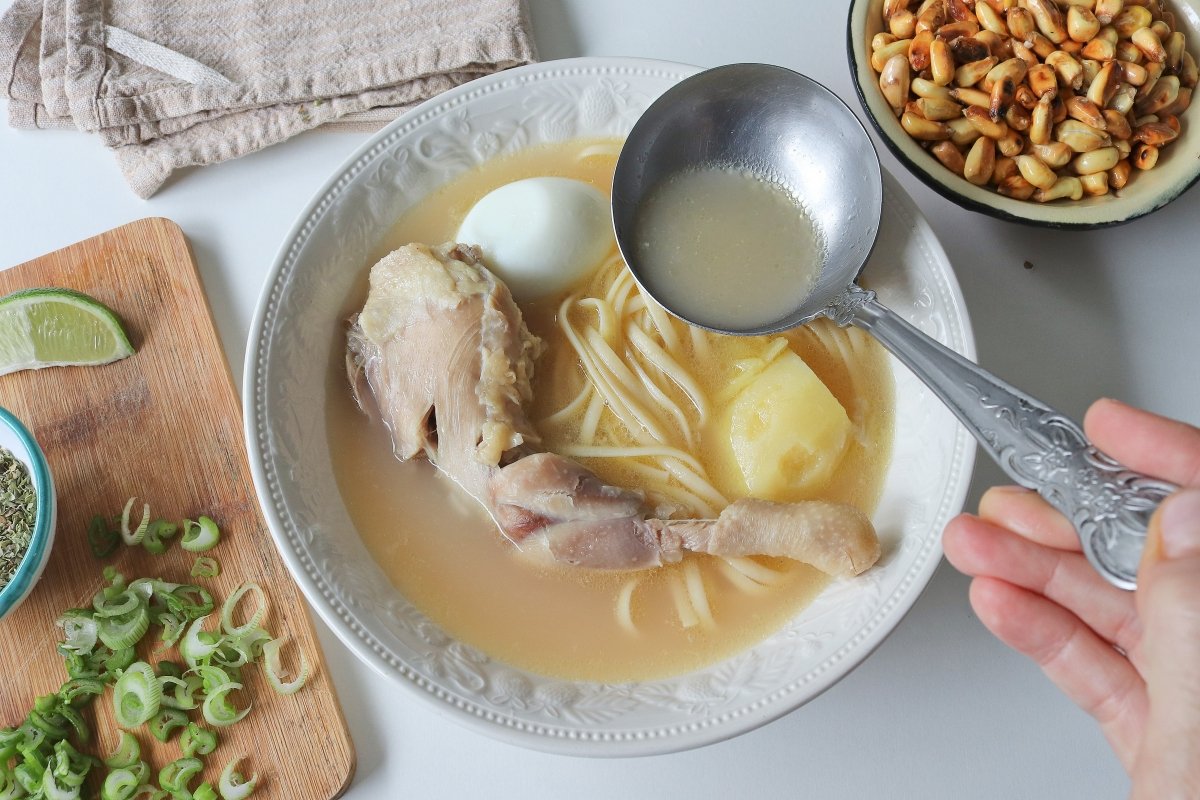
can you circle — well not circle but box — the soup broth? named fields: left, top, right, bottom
left=327, top=139, right=895, bottom=682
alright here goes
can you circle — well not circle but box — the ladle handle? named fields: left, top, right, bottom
left=835, top=287, right=1176, bottom=590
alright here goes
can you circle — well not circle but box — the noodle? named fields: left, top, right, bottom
left=684, top=559, right=714, bottom=627
left=616, top=578, right=639, bottom=634
left=579, top=390, right=606, bottom=444
left=715, top=558, right=770, bottom=595
left=668, top=573, right=699, bottom=629
left=723, top=556, right=783, bottom=586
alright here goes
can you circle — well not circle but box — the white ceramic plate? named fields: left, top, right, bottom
left=245, top=57, right=977, bottom=756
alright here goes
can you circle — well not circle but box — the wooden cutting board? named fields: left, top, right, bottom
left=0, top=219, right=355, bottom=797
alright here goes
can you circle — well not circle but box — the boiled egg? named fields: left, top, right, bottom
left=456, top=177, right=612, bottom=302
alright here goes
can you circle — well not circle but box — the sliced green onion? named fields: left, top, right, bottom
left=102, top=767, right=142, bottom=800
left=191, top=556, right=220, bottom=578
left=103, top=647, right=137, bottom=681
left=120, top=498, right=151, bottom=546
left=98, top=606, right=150, bottom=650
left=158, top=757, right=202, bottom=794
left=129, top=787, right=167, bottom=799
left=218, top=757, right=258, bottom=800
left=263, top=637, right=310, bottom=696
left=0, top=728, right=20, bottom=760
left=59, top=677, right=105, bottom=708
left=180, top=616, right=221, bottom=668
left=156, top=613, right=186, bottom=650
left=148, top=708, right=188, bottom=742
left=195, top=664, right=237, bottom=694
left=164, top=585, right=215, bottom=621
left=93, top=589, right=140, bottom=619
left=142, top=521, right=178, bottom=555
left=42, top=768, right=81, bottom=800
left=202, top=683, right=249, bottom=727
left=0, top=773, right=23, bottom=800
left=220, top=583, right=266, bottom=636
left=180, top=517, right=220, bottom=552
left=89, top=515, right=120, bottom=558
left=102, top=566, right=125, bottom=587
left=157, top=676, right=198, bottom=710
left=104, top=730, right=142, bottom=769
left=194, top=782, right=219, bottom=800
left=55, top=703, right=90, bottom=742
left=113, top=662, right=161, bottom=729
left=180, top=723, right=217, bottom=758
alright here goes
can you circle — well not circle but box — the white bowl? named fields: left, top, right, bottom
left=848, top=0, right=1200, bottom=228
left=245, top=57, right=977, bottom=755
left=0, top=406, right=56, bottom=621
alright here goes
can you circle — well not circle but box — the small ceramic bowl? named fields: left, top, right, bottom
left=847, top=0, right=1200, bottom=228
left=0, top=406, right=56, bottom=622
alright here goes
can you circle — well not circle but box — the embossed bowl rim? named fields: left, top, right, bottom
left=245, top=57, right=978, bottom=756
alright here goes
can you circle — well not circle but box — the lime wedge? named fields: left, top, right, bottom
left=0, top=288, right=134, bottom=376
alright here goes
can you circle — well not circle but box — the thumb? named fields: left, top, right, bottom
left=1130, top=488, right=1200, bottom=799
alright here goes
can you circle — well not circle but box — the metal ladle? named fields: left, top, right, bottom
left=612, top=63, right=1174, bottom=590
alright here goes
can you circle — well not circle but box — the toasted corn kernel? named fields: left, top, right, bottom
left=1102, top=108, right=1132, bottom=139
left=1109, top=159, right=1132, bottom=187
left=956, top=57, right=999, bottom=87
left=1179, top=52, right=1198, bottom=89
left=1046, top=51, right=1084, bottom=90
left=931, top=39, right=956, bottom=85
left=1150, top=20, right=1170, bottom=40
left=993, top=155, right=1020, bottom=182
left=871, top=39, right=914, bottom=73
left=891, top=10, right=919, bottom=37
left=1052, top=93, right=1069, bottom=123
left=1016, top=154, right=1059, bottom=189
left=964, top=136, right=997, bottom=184
left=1007, top=102, right=1033, bottom=130
left=1067, top=6, right=1101, bottom=41
left=936, top=21, right=981, bottom=40
left=917, top=96, right=964, bottom=120
left=1158, top=87, right=1193, bottom=117
left=976, top=1, right=1009, bottom=35
left=1026, top=0, right=1067, bottom=43
left=917, top=0, right=948, bottom=33
left=1112, top=5, right=1152, bottom=37
left=1055, top=118, right=1112, bottom=151
left=1072, top=145, right=1120, bottom=174
left=1114, top=136, right=1132, bottom=157
left=1087, top=60, right=1117, bottom=107
left=1028, top=31, right=1058, bottom=58
left=872, top=32, right=899, bottom=52
left=1116, top=41, right=1145, bottom=64
left=1082, top=58, right=1102, bottom=87
left=1094, top=0, right=1123, bottom=25
left=996, top=129, right=1025, bottom=156
left=885, top=0, right=910, bottom=18
left=1015, top=84, right=1039, bottom=110
left=1006, top=7, right=1035, bottom=39
left=902, top=110, right=952, bottom=139
left=990, top=77, right=1018, bottom=119
left=1131, top=27, right=1166, bottom=64
left=965, top=104, right=1011, bottom=137
left=1067, top=96, right=1108, bottom=129
left=951, top=37, right=993, bottom=64
left=1119, top=60, right=1149, bottom=86
left=1034, top=176, right=1084, bottom=201
left=947, top=0, right=973, bottom=21
left=951, top=86, right=993, bottom=107
left=1080, top=171, right=1110, bottom=196
left=1081, top=37, right=1116, bottom=61
left=1137, top=75, right=1180, bottom=115
left=1031, top=94, right=1054, bottom=143
left=912, top=77, right=955, bottom=101
left=1011, top=39, right=1040, bottom=67
left=1132, top=142, right=1158, bottom=169
left=1134, top=113, right=1160, bottom=126
left=909, top=29, right=934, bottom=71
left=1164, top=31, right=1185, bottom=72
left=997, top=175, right=1037, bottom=199
left=1108, top=82, right=1138, bottom=114
left=932, top=140, right=967, bottom=175
left=1060, top=40, right=1084, bottom=55
left=1136, top=62, right=1165, bottom=101
left=947, top=116, right=984, bottom=146
left=1131, top=121, right=1179, bottom=145
left=1031, top=141, right=1074, bottom=167
left=1027, top=64, right=1059, bottom=97
left=983, top=58, right=1028, bottom=92
left=1162, top=114, right=1180, bottom=134
left=976, top=30, right=1007, bottom=58
left=880, top=54, right=912, bottom=115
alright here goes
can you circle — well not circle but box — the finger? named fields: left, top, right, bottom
left=1130, top=489, right=1200, bottom=796
left=1084, top=398, right=1200, bottom=488
left=969, top=576, right=1147, bottom=770
left=945, top=514, right=1142, bottom=656
left=978, top=485, right=1081, bottom=552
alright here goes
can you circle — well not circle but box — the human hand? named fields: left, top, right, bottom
left=943, top=398, right=1200, bottom=799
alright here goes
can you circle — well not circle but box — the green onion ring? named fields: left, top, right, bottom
left=201, top=683, right=250, bottom=728
left=180, top=516, right=220, bottom=552
left=218, top=757, right=258, bottom=800
left=113, top=662, right=161, bottom=729
left=120, top=498, right=150, bottom=546
left=104, top=730, right=142, bottom=769
left=263, top=637, right=310, bottom=696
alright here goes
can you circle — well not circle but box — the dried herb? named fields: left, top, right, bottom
left=0, top=447, right=36, bottom=590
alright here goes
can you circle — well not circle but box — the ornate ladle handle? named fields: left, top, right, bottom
left=830, top=286, right=1176, bottom=590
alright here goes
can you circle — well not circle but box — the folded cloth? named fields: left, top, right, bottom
left=0, top=0, right=537, bottom=197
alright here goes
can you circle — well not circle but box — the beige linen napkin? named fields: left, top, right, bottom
left=1, top=0, right=536, bottom=197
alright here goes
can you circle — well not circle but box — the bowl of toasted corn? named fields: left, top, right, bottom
left=849, top=0, right=1200, bottom=228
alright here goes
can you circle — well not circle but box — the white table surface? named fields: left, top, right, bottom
left=2, top=1, right=1197, bottom=797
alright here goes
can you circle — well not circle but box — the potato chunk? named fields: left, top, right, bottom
left=727, top=351, right=851, bottom=499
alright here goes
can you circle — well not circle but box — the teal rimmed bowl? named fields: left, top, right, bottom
left=0, top=407, right=56, bottom=621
